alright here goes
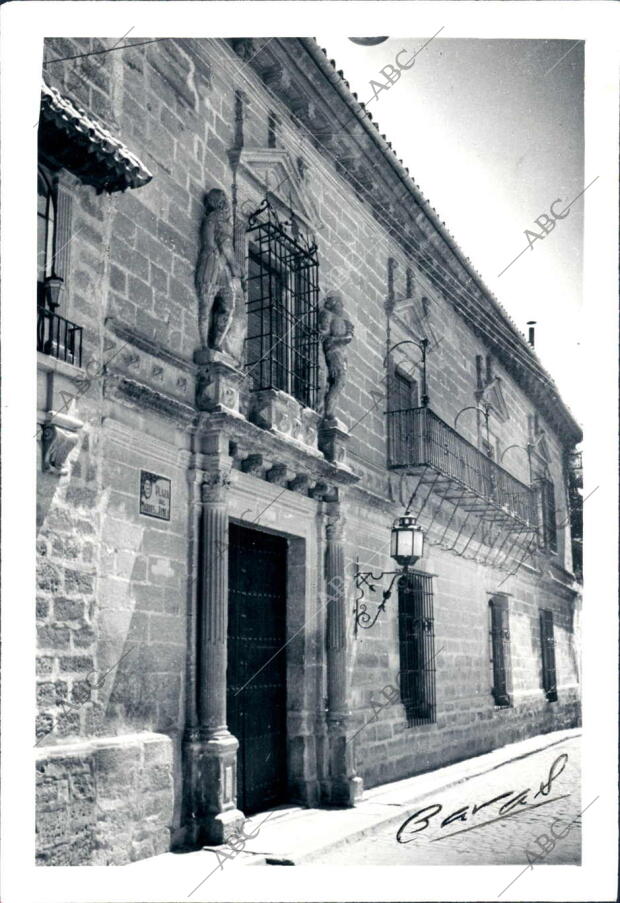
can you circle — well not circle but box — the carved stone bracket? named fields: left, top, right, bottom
left=266, top=463, right=289, bottom=486
left=288, top=473, right=310, bottom=494
left=41, top=410, right=84, bottom=475
left=241, top=453, right=264, bottom=476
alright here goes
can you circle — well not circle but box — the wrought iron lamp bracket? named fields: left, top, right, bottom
left=353, top=563, right=408, bottom=634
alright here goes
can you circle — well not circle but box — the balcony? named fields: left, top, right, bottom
left=388, top=406, right=538, bottom=530
left=37, top=307, right=83, bottom=368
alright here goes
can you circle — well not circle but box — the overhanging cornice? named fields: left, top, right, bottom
left=39, top=82, right=152, bottom=193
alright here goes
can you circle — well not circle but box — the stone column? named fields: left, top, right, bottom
left=324, top=503, right=363, bottom=806
left=183, top=461, right=244, bottom=845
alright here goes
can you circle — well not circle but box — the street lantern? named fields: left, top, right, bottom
left=354, top=513, right=425, bottom=632
left=44, top=273, right=64, bottom=311
left=390, top=514, right=424, bottom=569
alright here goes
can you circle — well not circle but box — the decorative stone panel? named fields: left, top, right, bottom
left=250, top=387, right=321, bottom=453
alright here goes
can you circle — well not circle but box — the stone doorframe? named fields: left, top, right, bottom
left=181, top=422, right=361, bottom=846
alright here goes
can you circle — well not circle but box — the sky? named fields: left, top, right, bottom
left=315, top=36, right=584, bottom=423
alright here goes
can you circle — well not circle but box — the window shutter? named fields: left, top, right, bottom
left=489, top=596, right=511, bottom=706
left=540, top=609, right=558, bottom=702
left=53, top=180, right=73, bottom=285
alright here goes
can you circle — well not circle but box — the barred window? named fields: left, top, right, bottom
left=537, top=477, right=558, bottom=552
left=387, top=368, right=418, bottom=467
left=398, top=572, right=436, bottom=726
left=245, top=201, right=319, bottom=409
left=489, top=595, right=511, bottom=707
left=540, top=609, right=558, bottom=702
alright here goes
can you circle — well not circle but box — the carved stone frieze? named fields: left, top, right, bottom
left=106, top=375, right=196, bottom=424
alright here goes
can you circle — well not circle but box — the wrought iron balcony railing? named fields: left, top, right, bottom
left=37, top=306, right=83, bottom=368
left=388, top=406, right=538, bottom=528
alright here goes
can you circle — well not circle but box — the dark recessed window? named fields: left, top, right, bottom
left=489, top=595, right=511, bottom=707
left=37, top=164, right=82, bottom=366
left=398, top=572, right=436, bottom=726
left=37, top=166, right=56, bottom=306
left=540, top=609, right=558, bottom=702
left=245, top=202, right=319, bottom=409
left=387, top=368, right=418, bottom=467
left=537, top=477, right=558, bottom=553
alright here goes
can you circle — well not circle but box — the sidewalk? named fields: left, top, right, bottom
left=127, top=726, right=581, bottom=880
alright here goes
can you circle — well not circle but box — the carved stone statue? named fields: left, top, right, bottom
left=195, top=188, right=246, bottom=365
left=319, top=292, right=354, bottom=421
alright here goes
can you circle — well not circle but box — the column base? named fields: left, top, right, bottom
left=183, top=731, right=245, bottom=846
left=330, top=774, right=364, bottom=807
left=202, top=807, right=246, bottom=846
left=326, top=717, right=362, bottom=807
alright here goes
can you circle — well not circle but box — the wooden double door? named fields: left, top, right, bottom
left=226, top=523, right=288, bottom=815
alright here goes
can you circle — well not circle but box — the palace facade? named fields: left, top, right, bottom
left=35, top=37, right=582, bottom=865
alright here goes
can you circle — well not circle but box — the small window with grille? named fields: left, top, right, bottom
left=245, top=201, right=319, bottom=409
left=398, top=572, right=436, bottom=726
left=489, top=595, right=511, bottom=707
left=540, top=609, right=558, bottom=702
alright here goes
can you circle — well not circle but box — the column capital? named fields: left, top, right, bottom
left=201, top=468, right=232, bottom=504
left=326, top=512, right=345, bottom=543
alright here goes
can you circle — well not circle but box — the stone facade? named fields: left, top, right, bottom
left=36, top=37, right=581, bottom=864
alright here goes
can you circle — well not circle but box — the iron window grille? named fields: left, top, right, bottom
left=489, top=595, right=511, bottom=707
left=245, top=200, right=320, bottom=410
left=540, top=609, right=558, bottom=702
left=398, top=572, right=436, bottom=726
left=537, top=477, right=558, bottom=553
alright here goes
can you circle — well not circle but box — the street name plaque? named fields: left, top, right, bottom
left=139, top=470, right=171, bottom=521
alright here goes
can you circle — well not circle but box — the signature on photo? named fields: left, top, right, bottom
left=396, top=752, right=569, bottom=843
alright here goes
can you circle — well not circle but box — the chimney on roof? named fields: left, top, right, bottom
left=527, top=321, right=536, bottom=347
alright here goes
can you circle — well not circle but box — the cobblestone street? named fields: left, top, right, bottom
left=311, top=735, right=581, bottom=867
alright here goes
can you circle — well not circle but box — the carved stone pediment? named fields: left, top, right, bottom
left=235, top=147, right=323, bottom=234
left=477, top=376, right=509, bottom=423
left=390, top=293, right=439, bottom=350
